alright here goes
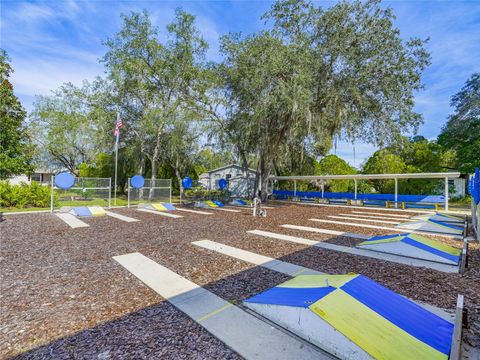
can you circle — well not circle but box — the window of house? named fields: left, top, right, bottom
left=226, top=174, right=231, bottom=180
left=30, top=173, right=41, bottom=182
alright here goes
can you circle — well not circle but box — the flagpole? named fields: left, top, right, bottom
left=114, top=112, right=119, bottom=206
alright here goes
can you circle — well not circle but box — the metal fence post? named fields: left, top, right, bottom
left=127, top=178, right=131, bottom=208
left=108, top=178, right=112, bottom=209
left=50, top=176, right=54, bottom=213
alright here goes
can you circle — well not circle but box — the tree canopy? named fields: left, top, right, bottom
left=438, top=73, right=480, bottom=173
left=0, top=50, right=34, bottom=179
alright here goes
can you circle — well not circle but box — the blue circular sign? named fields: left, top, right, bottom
left=218, top=178, right=228, bottom=190
left=131, top=175, right=145, bottom=189
left=54, top=172, right=75, bottom=190
left=182, top=176, right=193, bottom=189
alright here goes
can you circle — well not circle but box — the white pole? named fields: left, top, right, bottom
left=108, top=178, right=112, bottom=209
left=354, top=179, right=358, bottom=200
left=445, top=176, right=449, bottom=212
left=321, top=183, right=324, bottom=199
left=114, top=110, right=119, bottom=207
left=294, top=180, right=297, bottom=199
left=127, top=178, right=131, bottom=208
left=394, top=177, right=398, bottom=209
left=50, top=176, right=54, bottom=213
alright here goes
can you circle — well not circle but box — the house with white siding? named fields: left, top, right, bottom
left=198, top=164, right=257, bottom=198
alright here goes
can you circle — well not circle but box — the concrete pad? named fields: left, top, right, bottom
left=55, top=213, right=89, bottom=228
left=328, top=215, right=401, bottom=225
left=193, top=240, right=454, bottom=321
left=309, top=218, right=463, bottom=239
left=105, top=211, right=139, bottom=222
left=281, top=224, right=369, bottom=240
left=340, top=213, right=408, bottom=221
left=245, top=302, right=370, bottom=360
left=212, top=208, right=241, bottom=213
left=137, top=208, right=183, bottom=218
left=113, top=252, right=329, bottom=360
left=290, top=201, right=432, bottom=214
left=193, top=240, right=323, bottom=276
left=397, top=221, right=464, bottom=236
left=247, top=230, right=459, bottom=273
left=351, top=211, right=411, bottom=219
left=175, top=208, right=213, bottom=215
left=357, top=241, right=458, bottom=265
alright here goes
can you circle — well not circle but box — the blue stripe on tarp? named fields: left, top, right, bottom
left=429, top=219, right=463, bottom=231
left=212, top=200, right=225, bottom=207
left=367, top=233, right=410, bottom=241
left=161, top=203, right=176, bottom=211
left=245, top=287, right=336, bottom=308
left=73, top=206, right=92, bottom=217
left=341, top=275, right=453, bottom=355
left=401, top=237, right=460, bottom=264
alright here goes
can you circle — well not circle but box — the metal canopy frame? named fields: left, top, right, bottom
left=270, top=172, right=461, bottom=211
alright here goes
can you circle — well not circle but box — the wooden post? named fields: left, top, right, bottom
left=449, top=295, right=464, bottom=360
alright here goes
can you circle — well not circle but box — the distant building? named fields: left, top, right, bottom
left=198, top=164, right=257, bottom=198
left=7, top=169, right=56, bottom=185
left=449, top=177, right=466, bottom=198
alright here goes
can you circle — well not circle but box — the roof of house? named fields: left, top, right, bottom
left=204, top=164, right=257, bottom=174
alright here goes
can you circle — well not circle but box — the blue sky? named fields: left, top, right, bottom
left=2, top=0, right=480, bottom=167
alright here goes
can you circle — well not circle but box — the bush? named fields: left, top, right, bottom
left=0, top=180, right=56, bottom=209
left=183, top=187, right=230, bottom=202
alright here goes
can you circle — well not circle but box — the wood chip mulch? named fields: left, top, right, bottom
left=1, top=203, right=479, bottom=359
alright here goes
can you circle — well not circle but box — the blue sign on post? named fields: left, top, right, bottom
left=218, top=178, right=228, bottom=190
left=54, top=172, right=75, bottom=190
left=182, top=176, right=193, bottom=190
left=130, top=175, right=145, bottom=189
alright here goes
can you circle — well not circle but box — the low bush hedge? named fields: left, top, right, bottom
left=0, top=180, right=56, bottom=208
left=183, top=187, right=230, bottom=201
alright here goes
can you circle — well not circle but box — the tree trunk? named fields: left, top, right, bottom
left=149, top=133, right=161, bottom=201
left=174, top=157, right=183, bottom=200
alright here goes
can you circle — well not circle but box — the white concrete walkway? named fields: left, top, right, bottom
left=105, top=211, right=139, bottom=222
left=113, top=252, right=330, bottom=360
left=309, top=218, right=463, bottom=239
left=55, top=213, right=89, bottom=228
left=247, top=230, right=458, bottom=273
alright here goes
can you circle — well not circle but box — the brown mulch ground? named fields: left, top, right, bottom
left=1, top=203, right=479, bottom=359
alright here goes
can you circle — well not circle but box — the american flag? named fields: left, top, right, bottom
left=113, top=112, right=123, bottom=137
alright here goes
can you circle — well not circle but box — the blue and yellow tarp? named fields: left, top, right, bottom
left=72, top=206, right=106, bottom=217
left=358, top=233, right=461, bottom=264
left=412, top=213, right=464, bottom=224
left=397, top=218, right=463, bottom=235
left=151, top=203, right=176, bottom=211
left=245, top=274, right=453, bottom=360
left=204, top=200, right=219, bottom=208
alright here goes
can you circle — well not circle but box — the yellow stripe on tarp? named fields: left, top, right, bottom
left=310, top=290, right=446, bottom=360
left=358, top=235, right=405, bottom=246
left=278, top=274, right=357, bottom=289
left=152, top=203, right=168, bottom=211
left=408, top=234, right=461, bottom=256
left=89, top=206, right=106, bottom=216
left=205, top=200, right=218, bottom=208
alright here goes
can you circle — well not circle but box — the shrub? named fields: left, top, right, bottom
left=183, top=187, right=230, bottom=202
left=0, top=180, right=56, bottom=208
